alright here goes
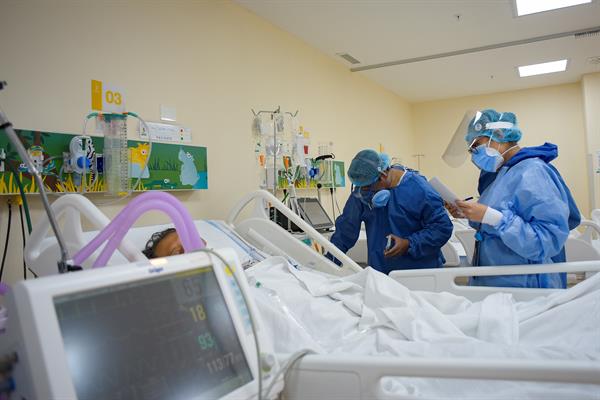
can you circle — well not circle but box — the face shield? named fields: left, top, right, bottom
left=442, top=110, right=478, bottom=168
left=443, top=110, right=519, bottom=168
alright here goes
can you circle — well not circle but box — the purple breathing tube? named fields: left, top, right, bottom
left=74, top=191, right=205, bottom=267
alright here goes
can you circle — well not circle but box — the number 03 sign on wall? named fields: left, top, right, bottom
left=91, top=79, right=126, bottom=113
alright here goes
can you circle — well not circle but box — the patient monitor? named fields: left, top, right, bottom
left=1, top=249, right=281, bottom=399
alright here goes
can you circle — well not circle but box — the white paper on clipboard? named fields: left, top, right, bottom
left=429, top=177, right=461, bottom=205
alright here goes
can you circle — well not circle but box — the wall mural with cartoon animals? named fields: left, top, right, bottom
left=144, top=142, right=207, bottom=190
left=0, top=129, right=208, bottom=194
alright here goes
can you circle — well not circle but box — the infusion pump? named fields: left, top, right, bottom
left=0, top=249, right=282, bottom=399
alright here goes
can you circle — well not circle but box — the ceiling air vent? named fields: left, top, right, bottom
left=574, top=28, right=600, bottom=39
left=588, top=56, right=600, bottom=65
left=337, top=53, right=361, bottom=65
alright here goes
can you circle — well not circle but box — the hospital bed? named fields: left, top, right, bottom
left=23, top=190, right=600, bottom=399
left=25, top=192, right=362, bottom=277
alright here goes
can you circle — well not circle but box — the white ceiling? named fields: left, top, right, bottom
left=236, top=0, right=600, bottom=102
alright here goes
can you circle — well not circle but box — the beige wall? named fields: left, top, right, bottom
left=411, top=83, right=590, bottom=217
left=581, top=73, right=600, bottom=210
left=0, top=0, right=414, bottom=285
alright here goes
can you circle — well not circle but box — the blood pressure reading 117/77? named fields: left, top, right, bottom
left=54, top=266, right=253, bottom=400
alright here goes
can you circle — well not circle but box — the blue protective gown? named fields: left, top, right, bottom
left=329, top=169, right=453, bottom=274
left=470, top=143, right=579, bottom=288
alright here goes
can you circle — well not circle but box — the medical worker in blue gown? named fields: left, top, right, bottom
left=328, top=149, right=453, bottom=274
left=448, top=109, right=580, bottom=289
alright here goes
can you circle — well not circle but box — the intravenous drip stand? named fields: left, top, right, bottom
left=252, top=107, right=300, bottom=193
left=252, top=106, right=301, bottom=226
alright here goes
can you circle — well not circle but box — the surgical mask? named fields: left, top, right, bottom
left=352, top=168, right=405, bottom=209
left=470, top=138, right=517, bottom=172
left=354, top=188, right=388, bottom=209
left=372, top=190, right=390, bottom=208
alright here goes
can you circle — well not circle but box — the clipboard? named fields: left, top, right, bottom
left=429, top=177, right=461, bottom=205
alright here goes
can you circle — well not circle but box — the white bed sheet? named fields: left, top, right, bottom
left=247, top=257, right=600, bottom=399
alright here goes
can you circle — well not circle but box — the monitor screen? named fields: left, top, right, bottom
left=54, top=266, right=253, bottom=400
left=297, top=198, right=333, bottom=229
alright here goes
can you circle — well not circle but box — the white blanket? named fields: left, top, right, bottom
left=247, top=258, right=600, bottom=399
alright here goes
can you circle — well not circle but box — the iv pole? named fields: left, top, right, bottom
left=251, top=107, right=299, bottom=196
left=252, top=106, right=280, bottom=196
left=412, top=153, right=425, bottom=170
left=251, top=107, right=299, bottom=227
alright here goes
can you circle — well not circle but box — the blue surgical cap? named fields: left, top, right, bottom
left=465, top=109, right=522, bottom=144
left=348, top=149, right=390, bottom=187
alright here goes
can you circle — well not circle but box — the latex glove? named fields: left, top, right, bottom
left=444, top=201, right=464, bottom=218
left=384, top=234, right=409, bottom=258
left=455, top=200, right=488, bottom=223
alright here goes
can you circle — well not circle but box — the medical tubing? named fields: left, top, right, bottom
left=82, top=112, right=98, bottom=137
left=7, top=163, right=32, bottom=233
left=263, top=349, right=315, bottom=399
left=19, top=205, right=26, bottom=279
left=77, top=198, right=195, bottom=266
left=255, top=278, right=320, bottom=348
left=72, top=214, right=128, bottom=265
left=77, top=193, right=198, bottom=264
left=132, top=192, right=200, bottom=247
left=334, top=188, right=342, bottom=215
left=92, top=199, right=196, bottom=267
left=71, top=200, right=173, bottom=266
left=196, top=248, right=263, bottom=400
left=0, top=118, right=71, bottom=271
left=0, top=203, right=11, bottom=283
left=206, top=221, right=266, bottom=262
left=329, top=188, right=336, bottom=220
left=74, top=192, right=202, bottom=266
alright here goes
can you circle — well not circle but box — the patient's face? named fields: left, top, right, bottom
left=154, top=231, right=184, bottom=257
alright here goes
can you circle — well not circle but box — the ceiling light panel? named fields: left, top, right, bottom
left=518, top=59, right=568, bottom=77
left=515, top=0, right=592, bottom=16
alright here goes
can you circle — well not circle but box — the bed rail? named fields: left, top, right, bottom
left=389, top=260, right=600, bottom=301
left=24, top=194, right=144, bottom=276
left=281, top=354, right=600, bottom=400
left=228, top=190, right=362, bottom=275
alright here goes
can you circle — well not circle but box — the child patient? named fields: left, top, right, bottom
left=142, top=228, right=208, bottom=258
left=142, top=228, right=184, bottom=258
